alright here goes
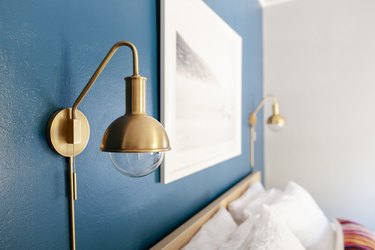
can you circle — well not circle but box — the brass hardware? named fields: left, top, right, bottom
left=68, top=119, right=82, bottom=145
left=98, top=51, right=170, bottom=153
left=101, top=75, right=170, bottom=153
left=266, top=113, right=285, bottom=128
left=46, top=41, right=170, bottom=250
left=72, top=41, right=139, bottom=119
left=101, top=114, right=171, bottom=153
left=272, top=103, right=280, bottom=115
left=249, top=95, right=285, bottom=169
left=249, top=113, right=257, bottom=127
left=249, top=95, right=285, bottom=128
left=73, top=171, right=77, bottom=201
left=125, top=75, right=147, bottom=114
left=69, top=157, right=76, bottom=250
left=47, top=108, right=90, bottom=157
left=250, top=127, right=256, bottom=167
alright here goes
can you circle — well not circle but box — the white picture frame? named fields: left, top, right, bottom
left=161, top=0, right=242, bottom=184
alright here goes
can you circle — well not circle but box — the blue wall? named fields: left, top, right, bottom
left=0, top=0, right=263, bottom=249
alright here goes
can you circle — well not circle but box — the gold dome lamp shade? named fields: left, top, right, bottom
left=266, top=102, right=286, bottom=131
left=101, top=75, right=170, bottom=153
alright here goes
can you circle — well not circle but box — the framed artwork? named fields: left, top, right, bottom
left=161, top=0, right=242, bottom=183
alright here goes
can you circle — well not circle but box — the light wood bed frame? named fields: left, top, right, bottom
left=151, top=172, right=261, bottom=250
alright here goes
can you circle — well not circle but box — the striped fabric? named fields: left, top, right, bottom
left=338, top=219, right=375, bottom=250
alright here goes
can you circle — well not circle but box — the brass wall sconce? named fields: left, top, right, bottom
left=249, top=95, right=285, bottom=169
left=46, top=41, right=170, bottom=250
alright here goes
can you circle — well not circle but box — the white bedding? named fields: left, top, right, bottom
left=267, top=181, right=335, bottom=250
left=228, top=181, right=265, bottom=224
left=182, top=207, right=237, bottom=250
left=223, top=206, right=305, bottom=250
left=334, top=219, right=344, bottom=250
left=184, top=180, right=341, bottom=250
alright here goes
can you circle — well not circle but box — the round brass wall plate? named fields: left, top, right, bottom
left=47, top=108, right=90, bottom=157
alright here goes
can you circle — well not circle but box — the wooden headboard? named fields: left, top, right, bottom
left=151, top=172, right=261, bottom=250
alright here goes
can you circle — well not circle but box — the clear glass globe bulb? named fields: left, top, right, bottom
left=268, top=124, right=283, bottom=132
left=109, top=152, right=164, bottom=177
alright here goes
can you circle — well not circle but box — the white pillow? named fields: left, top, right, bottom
left=183, top=207, right=237, bottom=250
left=238, top=206, right=305, bottom=250
left=333, top=219, right=344, bottom=250
left=228, top=181, right=265, bottom=224
left=268, top=182, right=335, bottom=250
left=219, top=214, right=260, bottom=250
left=243, top=188, right=282, bottom=218
left=309, top=222, right=336, bottom=250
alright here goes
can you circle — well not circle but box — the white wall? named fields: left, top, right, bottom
left=262, top=0, right=375, bottom=229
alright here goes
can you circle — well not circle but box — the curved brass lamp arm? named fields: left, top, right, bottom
left=72, top=41, right=139, bottom=118
left=254, top=94, right=277, bottom=115
left=249, top=94, right=278, bottom=127
left=249, top=95, right=276, bottom=169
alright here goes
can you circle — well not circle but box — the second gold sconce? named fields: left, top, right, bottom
left=46, top=41, right=170, bottom=250
left=249, top=95, right=285, bottom=169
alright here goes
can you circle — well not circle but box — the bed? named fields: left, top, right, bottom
left=151, top=172, right=261, bottom=250
left=151, top=171, right=375, bottom=250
